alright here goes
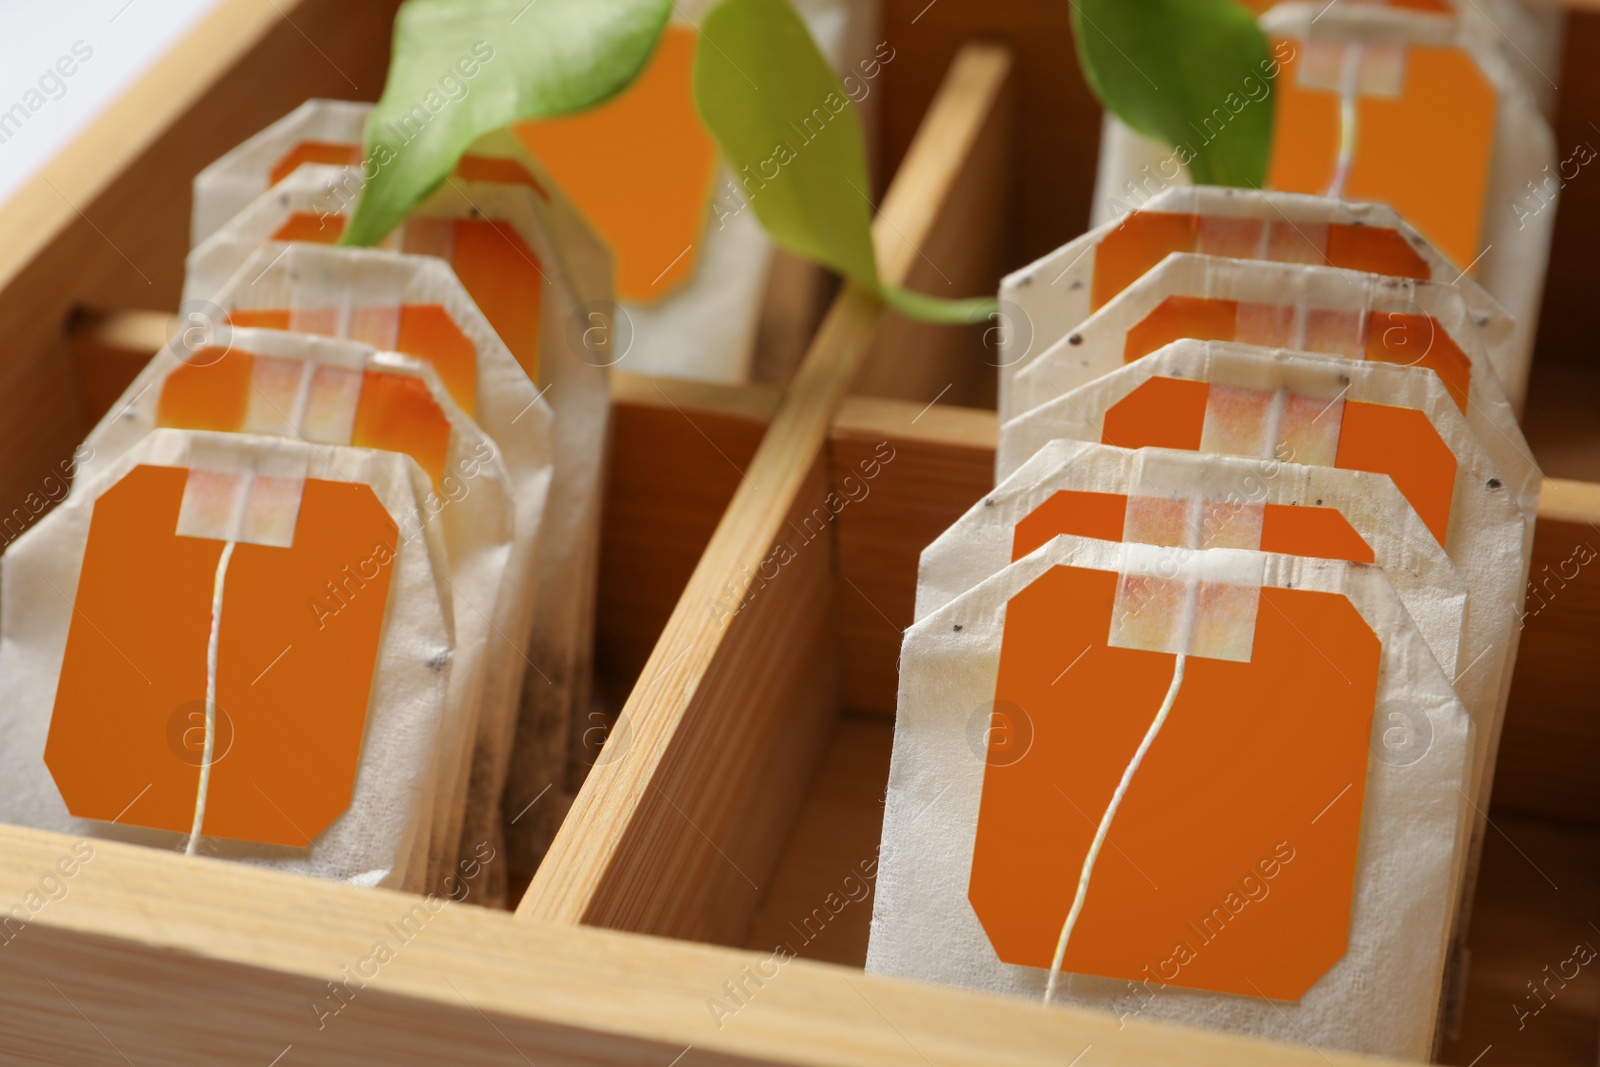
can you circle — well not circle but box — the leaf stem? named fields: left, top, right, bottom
left=880, top=284, right=998, bottom=325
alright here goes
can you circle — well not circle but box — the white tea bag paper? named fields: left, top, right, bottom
left=869, top=534, right=1474, bottom=1061
left=0, top=430, right=456, bottom=890
left=77, top=327, right=525, bottom=892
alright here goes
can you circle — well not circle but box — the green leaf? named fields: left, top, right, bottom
left=693, top=0, right=996, bottom=324
left=882, top=285, right=1001, bottom=325
left=343, top=0, right=673, bottom=247
left=1069, top=0, right=1274, bottom=187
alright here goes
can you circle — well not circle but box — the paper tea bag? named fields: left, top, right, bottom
left=1262, top=5, right=1557, bottom=386
left=512, top=0, right=883, bottom=382
left=1221, top=0, right=1561, bottom=115
left=918, top=439, right=1467, bottom=691
left=1091, top=4, right=1557, bottom=389
left=1008, top=254, right=1538, bottom=518
left=0, top=429, right=455, bottom=890
left=193, top=241, right=569, bottom=887
left=868, top=534, right=1474, bottom=1061
left=77, top=327, right=526, bottom=893
left=187, top=150, right=611, bottom=857
left=998, top=186, right=1519, bottom=415
left=189, top=2, right=880, bottom=383
left=999, top=340, right=1532, bottom=922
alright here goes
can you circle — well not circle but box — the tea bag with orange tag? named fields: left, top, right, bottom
left=191, top=241, right=569, bottom=892
left=1007, top=254, right=1539, bottom=515
left=1100, top=0, right=1561, bottom=188
left=1261, top=4, right=1557, bottom=405
left=998, top=339, right=1534, bottom=968
left=918, top=440, right=1468, bottom=683
left=998, top=187, right=1520, bottom=414
left=1094, top=4, right=1555, bottom=396
left=0, top=429, right=456, bottom=889
left=869, top=533, right=1474, bottom=1060
left=77, top=327, right=527, bottom=894
left=1091, top=4, right=1557, bottom=396
left=1240, top=0, right=1564, bottom=119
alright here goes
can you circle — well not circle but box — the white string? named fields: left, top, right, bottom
left=1326, top=44, right=1364, bottom=199
left=1044, top=653, right=1188, bottom=1006
left=185, top=472, right=251, bottom=857
left=186, top=539, right=236, bottom=857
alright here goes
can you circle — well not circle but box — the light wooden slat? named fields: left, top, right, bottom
left=0, top=822, right=1410, bottom=1067
left=66, top=307, right=175, bottom=429
left=830, top=398, right=995, bottom=714
left=851, top=43, right=1014, bottom=409
left=743, top=714, right=895, bottom=967
left=510, top=375, right=781, bottom=887
left=516, top=44, right=1016, bottom=936
left=1537, top=477, right=1600, bottom=526
left=585, top=373, right=779, bottom=746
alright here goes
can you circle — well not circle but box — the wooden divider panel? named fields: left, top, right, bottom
left=518, top=45, right=1017, bottom=934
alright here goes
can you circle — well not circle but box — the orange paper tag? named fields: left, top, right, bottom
left=513, top=24, right=718, bottom=302
left=1122, top=295, right=1472, bottom=411
left=1091, top=211, right=1429, bottom=312
left=970, top=564, right=1379, bottom=999
left=1266, top=35, right=1496, bottom=272
left=158, top=349, right=453, bottom=485
left=1101, top=378, right=1458, bottom=544
left=45, top=465, right=398, bottom=847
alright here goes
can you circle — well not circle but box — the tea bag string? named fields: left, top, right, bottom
left=1044, top=653, right=1187, bottom=1005
left=185, top=474, right=252, bottom=857
left=1045, top=570, right=1196, bottom=1006
left=1327, top=43, right=1364, bottom=199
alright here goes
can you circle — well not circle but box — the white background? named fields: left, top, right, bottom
left=0, top=0, right=221, bottom=207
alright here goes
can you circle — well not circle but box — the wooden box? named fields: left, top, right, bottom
left=1, top=2, right=1596, bottom=1064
